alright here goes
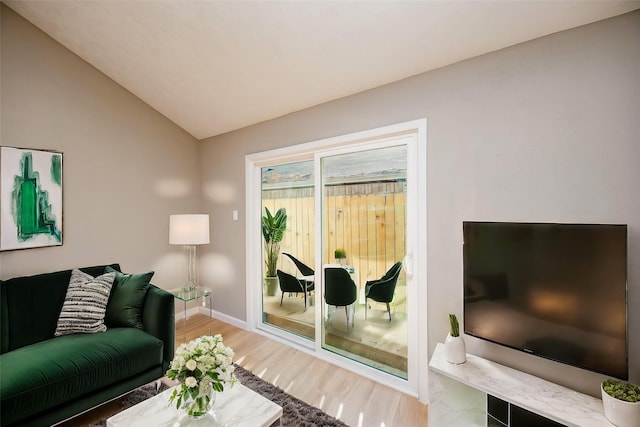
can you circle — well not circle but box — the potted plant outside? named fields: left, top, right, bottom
left=334, top=248, right=347, bottom=265
left=444, top=313, right=466, bottom=364
left=601, top=378, right=640, bottom=427
left=262, top=207, right=287, bottom=296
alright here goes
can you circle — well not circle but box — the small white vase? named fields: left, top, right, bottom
left=444, top=333, right=466, bottom=364
left=602, top=384, right=640, bottom=427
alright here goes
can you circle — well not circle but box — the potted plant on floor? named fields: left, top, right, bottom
left=444, top=313, right=466, bottom=364
left=262, top=207, right=287, bottom=296
left=601, top=378, right=640, bottom=427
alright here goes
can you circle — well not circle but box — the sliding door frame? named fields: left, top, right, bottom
left=245, top=119, right=428, bottom=401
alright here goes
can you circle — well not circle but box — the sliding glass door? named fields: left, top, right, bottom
left=261, top=160, right=315, bottom=341
left=247, top=119, right=426, bottom=397
left=319, top=144, right=408, bottom=378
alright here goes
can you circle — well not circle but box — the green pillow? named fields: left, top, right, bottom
left=104, top=266, right=154, bottom=329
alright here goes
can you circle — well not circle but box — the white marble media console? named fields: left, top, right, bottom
left=428, top=343, right=613, bottom=427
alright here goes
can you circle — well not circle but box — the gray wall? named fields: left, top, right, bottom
left=0, top=5, right=201, bottom=289
left=200, top=11, right=640, bottom=396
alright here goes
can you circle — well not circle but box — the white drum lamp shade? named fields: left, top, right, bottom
left=169, top=214, right=210, bottom=245
left=170, top=214, right=210, bottom=290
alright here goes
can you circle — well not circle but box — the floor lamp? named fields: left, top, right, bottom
left=169, top=214, right=210, bottom=291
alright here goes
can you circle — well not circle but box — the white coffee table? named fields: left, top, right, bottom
left=107, top=383, right=282, bottom=426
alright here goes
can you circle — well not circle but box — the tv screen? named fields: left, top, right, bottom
left=463, top=221, right=628, bottom=379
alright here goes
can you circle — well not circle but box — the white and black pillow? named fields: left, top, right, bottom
left=54, top=269, right=116, bottom=336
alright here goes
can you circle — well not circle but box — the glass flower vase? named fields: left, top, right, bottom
left=182, top=390, right=216, bottom=419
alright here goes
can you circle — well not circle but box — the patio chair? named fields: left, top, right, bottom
left=276, top=269, right=314, bottom=309
left=282, top=252, right=315, bottom=289
left=365, top=261, right=402, bottom=322
left=324, top=267, right=358, bottom=329
left=282, top=252, right=314, bottom=276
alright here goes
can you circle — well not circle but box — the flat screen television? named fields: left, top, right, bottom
left=463, top=221, right=628, bottom=379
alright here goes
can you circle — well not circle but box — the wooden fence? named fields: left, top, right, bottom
left=262, top=181, right=406, bottom=288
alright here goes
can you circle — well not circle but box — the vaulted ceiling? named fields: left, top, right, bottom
left=5, top=1, right=639, bottom=140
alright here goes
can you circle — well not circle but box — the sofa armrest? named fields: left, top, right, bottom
left=142, top=285, right=175, bottom=372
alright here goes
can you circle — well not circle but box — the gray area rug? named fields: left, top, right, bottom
left=234, top=365, right=349, bottom=427
left=92, top=365, right=348, bottom=426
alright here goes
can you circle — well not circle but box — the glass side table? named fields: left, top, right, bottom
left=169, top=286, right=212, bottom=343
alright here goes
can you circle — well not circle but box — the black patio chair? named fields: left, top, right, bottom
left=365, top=261, right=402, bottom=322
left=324, top=267, right=357, bottom=329
left=276, top=269, right=314, bottom=309
left=282, top=252, right=315, bottom=289
left=282, top=252, right=315, bottom=276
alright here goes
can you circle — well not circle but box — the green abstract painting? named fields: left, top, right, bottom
left=1, top=147, right=63, bottom=250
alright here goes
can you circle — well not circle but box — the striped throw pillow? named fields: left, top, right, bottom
left=54, top=269, right=116, bottom=336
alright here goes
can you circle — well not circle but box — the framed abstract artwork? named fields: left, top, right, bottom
left=0, top=147, right=63, bottom=251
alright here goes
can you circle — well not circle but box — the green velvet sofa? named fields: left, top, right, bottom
left=0, top=264, right=175, bottom=427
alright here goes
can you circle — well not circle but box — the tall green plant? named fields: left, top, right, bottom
left=262, top=207, right=287, bottom=277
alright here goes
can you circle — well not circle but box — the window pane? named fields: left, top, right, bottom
left=261, top=160, right=315, bottom=341
left=321, top=145, right=408, bottom=378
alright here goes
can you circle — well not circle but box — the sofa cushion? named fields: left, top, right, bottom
left=54, top=269, right=116, bottom=336
left=0, top=264, right=120, bottom=353
left=0, top=328, right=163, bottom=426
left=105, top=266, right=153, bottom=329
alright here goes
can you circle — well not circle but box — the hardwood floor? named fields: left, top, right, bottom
left=181, top=314, right=427, bottom=427
left=58, top=314, right=428, bottom=426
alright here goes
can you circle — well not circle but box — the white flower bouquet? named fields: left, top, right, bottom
left=166, top=334, right=237, bottom=418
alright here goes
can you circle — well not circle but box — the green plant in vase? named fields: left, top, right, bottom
left=448, top=313, right=460, bottom=337
left=444, top=313, right=466, bottom=364
left=334, top=248, right=347, bottom=265
left=603, top=379, right=640, bottom=403
left=601, top=378, right=640, bottom=427
left=262, top=207, right=287, bottom=296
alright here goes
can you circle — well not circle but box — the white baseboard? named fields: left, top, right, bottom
left=200, top=306, right=248, bottom=330
left=174, top=306, right=247, bottom=331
